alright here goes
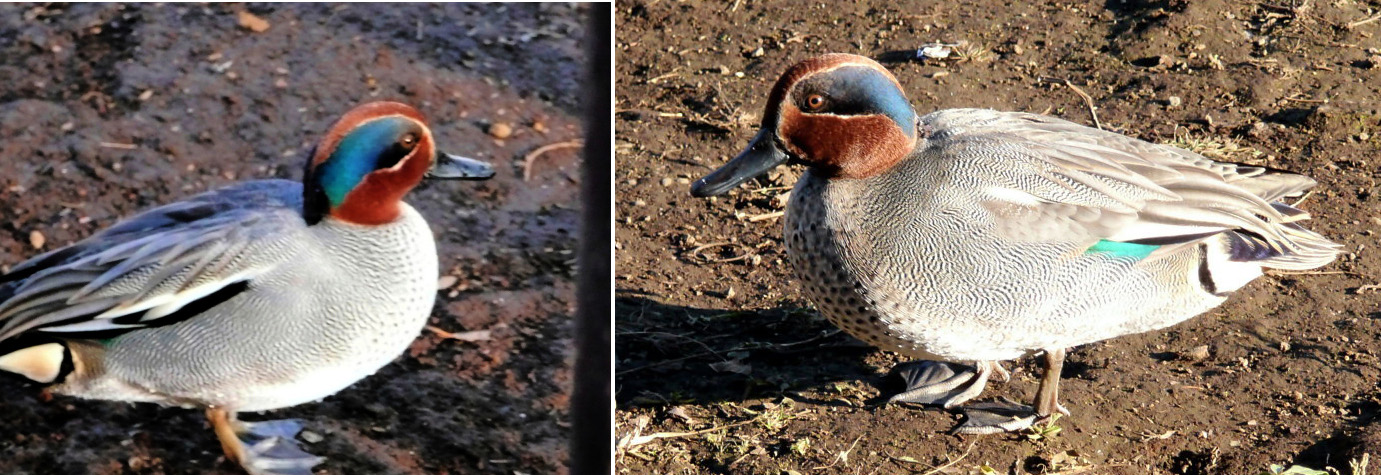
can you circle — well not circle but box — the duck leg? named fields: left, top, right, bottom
left=206, top=408, right=324, bottom=475
left=1034, top=348, right=1071, bottom=418
left=888, top=360, right=1007, bottom=408
left=951, top=348, right=1070, bottom=435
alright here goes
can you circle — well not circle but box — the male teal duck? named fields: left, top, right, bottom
left=692, top=54, right=1340, bottom=433
left=0, top=101, right=494, bottom=474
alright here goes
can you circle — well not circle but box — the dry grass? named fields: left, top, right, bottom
left=1163, top=132, right=1266, bottom=164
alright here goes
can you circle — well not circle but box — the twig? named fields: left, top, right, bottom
left=685, top=241, right=755, bottom=263
left=616, top=329, right=842, bottom=376
left=424, top=325, right=492, bottom=342
left=1039, top=77, right=1102, bottom=130
left=1284, top=95, right=1329, bottom=104
left=746, top=211, right=784, bottom=222
left=1048, top=467, right=1116, bottom=475
left=647, top=71, right=681, bottom=84
left=920, top=442, right=975, bottom=475
left=615, top=413, right=766, bottom=450
left=99, top=142, right=137, bottom=150
left=1347, top=12, right=1381, bottom=29
left=885, top=442, right=976, bottom=475
left=751, top=186, right=793, bottom=194
left=522, top=140, right=583, bottom=182
left=813, top=435, right=864, bottom=470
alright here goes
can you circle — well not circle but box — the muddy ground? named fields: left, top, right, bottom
left=0, top=3, right=586, bottom=475
left=616, top=0, right=1381, bottom=474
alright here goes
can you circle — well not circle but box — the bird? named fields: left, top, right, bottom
left=0, top=101, right=495, bottom=474
left=690, top=53, right=1340, bottom=434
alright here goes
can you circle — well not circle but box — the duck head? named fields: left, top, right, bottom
left=691, top=54, right=919, bottom=197
left=303, top=101, right=495, bottom=225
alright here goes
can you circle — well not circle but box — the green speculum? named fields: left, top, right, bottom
left=1085, top=239, right=1160, bottom=260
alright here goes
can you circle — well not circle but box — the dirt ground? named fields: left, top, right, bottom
left=615, top=1, right=1381, bottom=474
left=0, top=3, right=586, bottom=475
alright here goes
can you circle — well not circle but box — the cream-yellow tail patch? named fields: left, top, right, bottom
left=0, top=343, right=65, bottom=383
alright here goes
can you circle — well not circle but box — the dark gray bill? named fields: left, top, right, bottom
left=690, top=128, right=788, bottom=197
left=428, top=152, right=495, bottom=180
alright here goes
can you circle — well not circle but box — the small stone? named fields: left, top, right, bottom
left=237, top=11, right=270, bottom=33
left=750, top=46, right=764, bottom=58
left=1166, top=96, right=1182, bottom=108
left=274, top=78, right=288, bottom=89
left=488, top=122, right=512, bottom=139
left=138, top=90, right=153, bottom=101
left=1178, top=345, right=1210, bottom=362
left=28, top=230, right=44, bottom=250
left=660, top=177, right=674, bottom=187
left=300, top=430, right=324, bottom=444
left=437, top=275, right=458, bottom=290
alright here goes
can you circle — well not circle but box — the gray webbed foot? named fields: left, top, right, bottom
left=953, top=398, right=1040, bottom=434
left=954, top=349, right=1072, bottom=435
left=888, top=360, right=1004, bottom=408
left=238, top=419, right=324, bottom=475
left=207, top=409, right=325, bottom=475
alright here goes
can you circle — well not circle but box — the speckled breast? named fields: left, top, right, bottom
left=784, top=172, right=946, bottom=360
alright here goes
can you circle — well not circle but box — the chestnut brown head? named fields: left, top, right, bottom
left=692, top=54, right=919, bottom=197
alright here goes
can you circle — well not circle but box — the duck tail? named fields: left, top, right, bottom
left=1216, top=166, right=1343, bottom=271
left=0, top=336, right=72, bottom=385
left=1225, top=165, right=1317, bottom=203
left=1220, top=209, right=1341, bottom=272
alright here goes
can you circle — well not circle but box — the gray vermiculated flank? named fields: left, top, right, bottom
left=1, top=180, right=437, bottom=412
left=784, top=109, right=1338, bottom=363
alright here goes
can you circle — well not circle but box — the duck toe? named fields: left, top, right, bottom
left=241, top=435, right=326, bottom=475
left=207, top=409, right=324, bottom=475
left=951, top=399, right=1039, bottom=435
left=887, top=360, right=990, bottom=408
left=238, top=419, right=309, bottom=440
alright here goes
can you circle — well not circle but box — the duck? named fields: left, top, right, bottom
left=0, top=101, right=495, bottom=474
left=691, top=54, right=1340, bottom=434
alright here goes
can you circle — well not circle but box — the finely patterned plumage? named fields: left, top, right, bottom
left=693, top=54, right=1340, bottom=433
left=0, top=180, right=437, bottom=411
left=0, top=101, right=494, bottom=474
left=785, top=109, right=1337, bottom=362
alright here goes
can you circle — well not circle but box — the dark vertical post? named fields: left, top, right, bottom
left=572, top=3, right=611, bottom=475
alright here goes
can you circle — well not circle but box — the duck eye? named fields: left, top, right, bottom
left=399, top=133, right=418, bottom=149
left=805, top=94, right=826, bottom=111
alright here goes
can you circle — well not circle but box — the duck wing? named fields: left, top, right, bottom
left=923, top=109, right=1339, bottom=269
left=0, top=180, right=308, bottom=341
